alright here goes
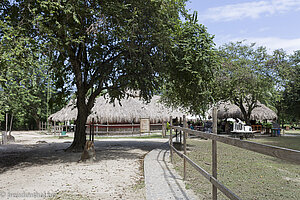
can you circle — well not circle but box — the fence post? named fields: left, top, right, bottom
left=162, top=121, right=166, bottom=138
left=183, top=115, right=187, bottom=181
left=212, top=107, right=218, bottom=200
left=179, top=117, right=182, bottom=143
left=169, top=116, right=173, bottom=163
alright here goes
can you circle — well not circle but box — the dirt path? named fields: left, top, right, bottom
left=0, top=131, right=167, bottom=199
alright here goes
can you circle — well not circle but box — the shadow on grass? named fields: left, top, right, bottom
left=0, top=140, right=165, bottom=174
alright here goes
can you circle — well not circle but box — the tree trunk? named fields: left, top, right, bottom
left=244, top=115, right=251, bottom=125
left=32, top=113, right=40, bottom=131
left=241, top=109, right=251, bottom=125
left=236, top=100, right=252, bottom=125
left=65, top=98, right=89, bottom=152
left=9, top=114, right=13, bottom=136
left=5, top=113, right=8, bottom=134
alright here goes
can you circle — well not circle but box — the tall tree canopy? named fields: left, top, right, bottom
left=161, top=15, right=218, bottom=115
left=279, top=50, right=300, bottom=124
left=216, top=41, right=277, bottom=125
left=0, top=14, right=58, bottom=130
left=2, top=0, right=218, bottom=151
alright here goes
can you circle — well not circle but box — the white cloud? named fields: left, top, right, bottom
left=258, top=27, right=270, bottom=32
left=200, top=0, right=300, bottom=22
left=228, top=37, right=300, bottom=53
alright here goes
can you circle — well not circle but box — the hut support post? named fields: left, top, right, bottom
left=179, top=117, right=182, bottom=143
left=183, top=115, right=187, bottom=181
left=54, top=121, right=56, bottom=135
left=169, top=116, right=173, bottom=163
left=162, top=121, right=166, bottom=138
left=96, top=123, right=98, bottom=135
left=89, top=122, right=92, bottom=141
left=132, top=122, right=134, bottom=136
left=212, top=107, right=218, bottom=200
left=92, top=118, right=94, bottom=142
left=106, top=120, right=109, bottom=136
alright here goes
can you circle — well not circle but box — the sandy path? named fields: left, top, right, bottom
left=0, top=131, right=167, bottom=199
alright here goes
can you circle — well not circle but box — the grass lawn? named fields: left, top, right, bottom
left=173, top=136, right=300, bottom=200
left=284, top=129, right=300, bottom=135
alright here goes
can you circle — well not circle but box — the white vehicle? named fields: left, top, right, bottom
left=231, top=118, right=253, bottom=139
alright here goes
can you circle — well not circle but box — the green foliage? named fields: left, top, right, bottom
left=265, top=49, right=300, bottom=125
left=0, top=13, right=64, bottom=130
left=3, top=0, right=211, bottom=149
left=281, top=51, right=300, bottom=122
left=20, top=0, right=190, bottom=108
left=161, top=13, right=218, bottom=115
left=263, top=122, right=272, bottom=129
left=216, top=41, right=280, bottom=124
left=166, top=122, right=170, bottom=131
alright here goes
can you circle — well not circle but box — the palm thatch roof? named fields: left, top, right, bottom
left=215, top=101, right=277, bottom=121
left=48, top=95, right=186, bottom=123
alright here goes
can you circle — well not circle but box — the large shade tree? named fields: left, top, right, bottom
left=2, top=0, right=218, bottom=151
left=216, top=41, right=277, bottom=125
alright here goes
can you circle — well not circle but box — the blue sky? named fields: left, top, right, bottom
left=186, top=0, right=300, bottom=54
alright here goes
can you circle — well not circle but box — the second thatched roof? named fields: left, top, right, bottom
left=48, top=95, right=186, bottom=123
left=215, top=101, right=277, bottom=121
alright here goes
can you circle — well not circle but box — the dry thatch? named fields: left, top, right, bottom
left=48, top=95, right=186, bottom=123
left=216, top=101, right=277, bottom=121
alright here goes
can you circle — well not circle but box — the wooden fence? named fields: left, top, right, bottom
left=168, top=109, right=300, bottom=200
left=48, top=122, right=163, bottom=135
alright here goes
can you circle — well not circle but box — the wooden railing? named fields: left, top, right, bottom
left=251, top=124, right=263, bottom=132
left=49, top=122, right=162, bottom=135
left=169, top=110, right=300, bottom=200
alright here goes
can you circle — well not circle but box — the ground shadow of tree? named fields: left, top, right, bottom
left=0, top=140, right=166, bottom=174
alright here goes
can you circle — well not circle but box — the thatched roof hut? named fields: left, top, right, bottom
left=48, top=95, right=186, bottom=123
left=215, top=102, right=277, bottom=121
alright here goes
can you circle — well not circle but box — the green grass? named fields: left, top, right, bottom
left=284, top=129, right=300, bottom=135
left=173, top=137, right=300, bottom=200
left=254, top=136, right=300, bottom=151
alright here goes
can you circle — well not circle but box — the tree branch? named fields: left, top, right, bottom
left=87, top=51, right=123, bottom=89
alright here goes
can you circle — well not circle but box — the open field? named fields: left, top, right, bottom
left=173, top=136, right=300, bottom=200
